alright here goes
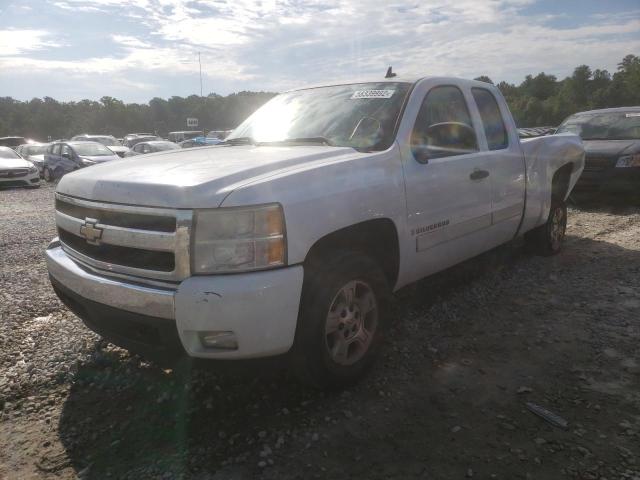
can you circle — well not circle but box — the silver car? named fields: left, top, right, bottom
left=123, top=140, right=180, bottom=157
left=0, top=146, right=40, bottom=189
left=71, top=134, right=130, bottom=157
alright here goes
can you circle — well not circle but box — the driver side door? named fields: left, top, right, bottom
left=400, top=84, right=494, bottom=280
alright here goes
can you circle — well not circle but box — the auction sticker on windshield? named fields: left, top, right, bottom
left=351, top=90, right=395, bottom=99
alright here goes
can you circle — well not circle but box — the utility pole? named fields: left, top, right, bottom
left=198, top=52, right=203, bottom=98
left=198, top=52, right=204, bottom=136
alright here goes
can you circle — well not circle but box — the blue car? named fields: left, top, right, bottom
left=43, top=141, right=120, bottom=182
left=178, top=136, right=222, bottom=148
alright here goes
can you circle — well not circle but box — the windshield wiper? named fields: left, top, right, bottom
left=260, top=137, right=335, bottom=146
left=220, top=136, right=257, bottom=146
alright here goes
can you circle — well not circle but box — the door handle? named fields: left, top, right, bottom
left=470, top=169, right=490, bottom=180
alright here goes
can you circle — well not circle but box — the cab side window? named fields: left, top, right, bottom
left=411, top=85, right=478, bottom=162
left=52, top=144, right=61, bottom=155
left=472, top=88, right=508, bottom=150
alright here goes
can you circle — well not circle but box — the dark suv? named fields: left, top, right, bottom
left=557, top=106, right=640, bottom=196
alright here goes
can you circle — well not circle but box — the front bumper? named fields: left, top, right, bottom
left=0, top=171, right=40, bottom=187
left=46, top=243, right=304, bottom=359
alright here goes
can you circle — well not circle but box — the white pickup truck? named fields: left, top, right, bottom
left=46, top=76, right=584, bottom=387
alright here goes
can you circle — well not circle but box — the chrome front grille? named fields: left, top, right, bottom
left=55, top=193, right=192, bottom=283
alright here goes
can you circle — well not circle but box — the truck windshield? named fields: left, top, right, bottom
left=227, top=82, right=412, bottom=151
left=557, top=112, right=640, bottom=140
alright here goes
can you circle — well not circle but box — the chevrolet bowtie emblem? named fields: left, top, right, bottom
left=79, top=218, right=103, bottom=245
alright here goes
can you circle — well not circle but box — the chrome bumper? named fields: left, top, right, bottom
left=46, top=238, right=304, bottom=359
left=46, top=240, right=175, bottom=319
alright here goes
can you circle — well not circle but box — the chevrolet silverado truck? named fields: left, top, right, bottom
left=556, top=106, right=640, bottom=195
left=46, top=77, right=584, bottom=387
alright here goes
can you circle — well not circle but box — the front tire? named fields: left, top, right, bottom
left=43, top=167, right=53, bottom=183
left=525, top=199, right=567, bottom=256
left=292, top=251, right=390, bottom=389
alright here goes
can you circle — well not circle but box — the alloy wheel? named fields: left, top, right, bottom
left=324, top=280, right=378, bottom=366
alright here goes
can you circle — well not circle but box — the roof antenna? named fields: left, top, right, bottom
left=385, top=66, right=397, bottom=78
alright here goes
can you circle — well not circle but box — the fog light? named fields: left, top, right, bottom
left=198, top=331, right=238, bottom=350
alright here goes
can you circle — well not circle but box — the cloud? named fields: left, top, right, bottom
left=1, top=0, right=638, bottom=101
left=112, top=35, right=153, bottom=49
left=0, top=29, right=61, bottom=55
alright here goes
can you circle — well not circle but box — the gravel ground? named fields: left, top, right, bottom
left=1, top=184, right=639, bottom=480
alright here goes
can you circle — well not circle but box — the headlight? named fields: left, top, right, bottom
left=80, top=158, right=96, bottom=166
left=193, top=204, right=286, bottom=273
left=615, top=154, right=640, bottom=168
left=28, top=165, right=37, bottom=173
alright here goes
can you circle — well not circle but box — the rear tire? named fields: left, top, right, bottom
left=292, top=251, right=390, bottom=389
left=525, top=199, right=567, bottom=256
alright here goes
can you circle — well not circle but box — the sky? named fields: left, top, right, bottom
left=0, top=0, right=639, bottom=103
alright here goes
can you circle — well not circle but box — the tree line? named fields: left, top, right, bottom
left=477, top=54, right=640, bottom=127
left=0, top=91, right=276, bottom=141
left=1, top=54, right=638, bottom=141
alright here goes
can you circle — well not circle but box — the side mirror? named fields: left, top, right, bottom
left=62, top=152, right=71, bottom=159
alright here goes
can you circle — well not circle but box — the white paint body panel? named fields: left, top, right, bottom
left=175, top=266, right=304, bottom=359
left=519, top=134, right=584, bottom=233
left=48, top=76, right=584, bottom=359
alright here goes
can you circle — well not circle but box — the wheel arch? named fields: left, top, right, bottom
left=303, top=218, right=400, bottom=289
left=552, top=162, right=574, bottom=201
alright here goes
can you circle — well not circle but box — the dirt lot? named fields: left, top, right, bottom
left=1, top=184, right=639, bottom=480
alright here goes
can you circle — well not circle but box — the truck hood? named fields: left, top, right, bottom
left=56, top=145, right=362, bottom=208
left=583, top=139, right=639, bottom=157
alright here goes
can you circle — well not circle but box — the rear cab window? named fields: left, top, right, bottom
left=471, top=88, right=508, bottom=150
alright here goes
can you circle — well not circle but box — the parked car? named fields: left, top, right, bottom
left=179, top=136, right=222, bottom=148
left=123, top=140, right=181, bottom=157
left=207, top=130, right=233, bottom=140
left=46, top=76, right=584, bottom=388
left=71, top=134, right=130, bottom=157
left=43, top=141, right=120, bottom=182
left=123, top=133, right=155, bottom=148
left=556, top=107, right=640, bottom=195
left=15, top=142, right=50, bottom=177
left=0, top=136, right=27, bottom=149
left=0, top=146, right=40, bottom=188
left=518, top=126, right=556, bottom=138
left=168, top=131, right=202, bottom=143
left=123, top=135, right=162, bottom=149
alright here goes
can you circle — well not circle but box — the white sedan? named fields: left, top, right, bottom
left=0, top=146, right=40, bottom=189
